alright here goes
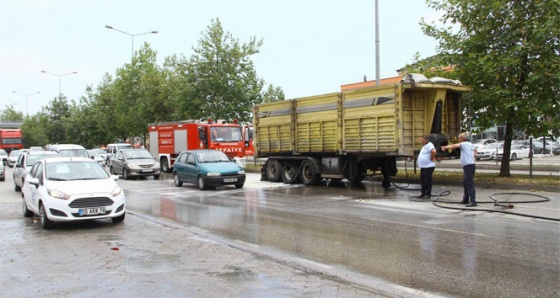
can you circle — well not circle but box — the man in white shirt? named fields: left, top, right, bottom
left=417, top=135, right=436, bottom=199
left=441, top=133, right=478, bottom=207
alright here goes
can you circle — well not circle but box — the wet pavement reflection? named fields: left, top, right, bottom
left=123, top=174, right=560, bottom=297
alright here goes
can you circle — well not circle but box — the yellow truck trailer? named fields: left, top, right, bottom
left=253, top=74, right=471, bottom=188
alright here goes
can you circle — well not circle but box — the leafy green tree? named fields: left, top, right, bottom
left=421, top=0, right=560, bottom=176
left=0, top=105, right=24, bottom=121
left=181, top=18, right=266, bottom=122
left=43, top=96, right=72, bottom=144
left=262, top=84, right=286, bottom=103
left=112, top=43, right=170, bottom=142
left=20, top=113, right=49, bottom=148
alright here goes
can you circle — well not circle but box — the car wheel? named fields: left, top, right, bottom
left=112, top=213, right=125, bottom=223
left=173, top=173, right=183, bottom=187
left=22, top=197, right=33, bottom=217
left=511, top=153, right=517, bottom=160
left=491, top=152, right=496, bottom=160
left=198, top=176, right=207, bottom=190
left=39, top=203, right=53, bottom=229
left=14, top=178, right=21, bottom=192
left=123, top=168, right=129, bottom=180
left=153, top=174, right=160, bottom=180
left=235, top=183, right=244, bottom=189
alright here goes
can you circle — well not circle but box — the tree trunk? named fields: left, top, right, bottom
left=499, top=118, right=514, bottom=177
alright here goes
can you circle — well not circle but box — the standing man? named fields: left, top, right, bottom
left=417, top=135, right=436, bottom=199
left=441, top=133, right=477, bottom=207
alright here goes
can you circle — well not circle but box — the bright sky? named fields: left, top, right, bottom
left=2, top=0, right=441, bottom=116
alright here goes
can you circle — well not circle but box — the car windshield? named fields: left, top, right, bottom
left=26, top=154, right=61, bottom=166
left=87, top=150, right=99, bottom=157
left=46, top=161, right=109, bottom=181
left=58, top=149, right=89, bottom=158
left=94, top=149, right=107, bottom=154
left=124, top=150, right=153, bottom=159
left=474, top=139, right=488, bottom=144
left=9, top=150, right=23, bottom=157
left=196, top=151, right=230, bottom=163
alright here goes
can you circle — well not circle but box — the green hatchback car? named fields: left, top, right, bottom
left=172, top=149, right=245, bottom=190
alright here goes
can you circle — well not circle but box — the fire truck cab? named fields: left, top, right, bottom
left=148, top=119, right=245, bottom=172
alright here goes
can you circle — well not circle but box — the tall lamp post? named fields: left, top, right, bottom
left=12, top=91, right=40, bottom=116
left=105, top=25, right=158, bottom=57
left=41, top=70, right=78, bottom=98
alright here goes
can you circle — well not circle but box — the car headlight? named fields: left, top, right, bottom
left=238, top=170, right=245, bottom=174
left=48, top=189, right=70, bottom=200
left=206, top=172, right=221, bottom=177
left=111, top=186, right=123, bottom=197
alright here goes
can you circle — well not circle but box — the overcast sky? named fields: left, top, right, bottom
left=2, top=0, right=441, bottom=116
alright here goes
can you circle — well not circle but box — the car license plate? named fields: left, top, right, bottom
left=140, top=169, right=153, bottom=173
left=79, top=207, right=105, bottom=216
left=223, top=178, right=237, bottom=183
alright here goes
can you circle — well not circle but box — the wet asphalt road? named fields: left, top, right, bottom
left=1, top=166, right=559, bottom=297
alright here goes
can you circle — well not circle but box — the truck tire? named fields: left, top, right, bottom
left=266, top=160, right=282, bottom=182
left=280, top=163, right=299, bottom=184
left=300, top=160, right=320, bottom=185
left=161, top=157, right=170, bottom=173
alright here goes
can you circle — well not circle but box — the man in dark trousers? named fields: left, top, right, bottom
left=441, top=133, right=478, bottom=207
left=417, top=135, right=436, bottom=199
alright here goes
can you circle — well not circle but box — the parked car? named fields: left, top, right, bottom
left=92, top=148, right=108, bottom=162
left=8, top=149, right=25, bottom=167
left=496, top=144, right=533, bottom=160
left=0, top=149, right=8, bottom=165
left=21, top=157, right=126, bottom=229
left=0, top=161, right=5, bottom=181
left=473, top=138, right=497, bottom=151
left=87, top=149, right=106, bottom=166
left=47, top=144, right=89, bottom=158
left=13, top=150, right=61, bottom=191
left=173, top=149, right=245, bottom=190
left=534, top=139, right=560, bottom=155
left=29, top=146, right=43, bottom=151
left=109, top=148, right=160, bottom=180
left=476, top=142, right=503, bottom=160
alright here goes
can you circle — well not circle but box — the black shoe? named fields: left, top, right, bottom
left=460, top=201, right=469, bottom=204
left=466, top=203, right=477, bottom=207
left=417, top=195, right=429, bottom=199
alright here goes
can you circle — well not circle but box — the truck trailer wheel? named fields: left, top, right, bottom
left=266, top=160, right=282, bottom=182
left=161, top=157, right=171, bottom=173
left=300, top=160, right=320, bottom=185
left=280, top=163, right=299, bottom=184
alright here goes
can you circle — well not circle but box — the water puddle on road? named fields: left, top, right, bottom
left=125, top=254, right=182, bottom=273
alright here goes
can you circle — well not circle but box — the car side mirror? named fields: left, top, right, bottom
left=111, top=175, right=119, bottom=181
left=27, top=177, right=40, bottom=187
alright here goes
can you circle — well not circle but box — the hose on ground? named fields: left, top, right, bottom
left=389, top=160, right=559, bottom=221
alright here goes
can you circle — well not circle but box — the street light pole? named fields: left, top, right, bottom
left=105, top=25, right=158, bottom=58
left=41, top=70, right=78, bottom=98
left=12, top=91, right=40, bottom=116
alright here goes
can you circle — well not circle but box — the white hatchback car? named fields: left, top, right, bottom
left=22, top=157, right=126, bottom=229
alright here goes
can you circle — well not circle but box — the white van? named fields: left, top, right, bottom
left=106, top=143, right=132, bottom=165
left=47, top=144, right=89, bottom=158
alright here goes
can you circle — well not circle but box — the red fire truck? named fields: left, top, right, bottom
left=148, top=119, right=246, bottom=172
left=0, top=129, right=24, bottom=153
